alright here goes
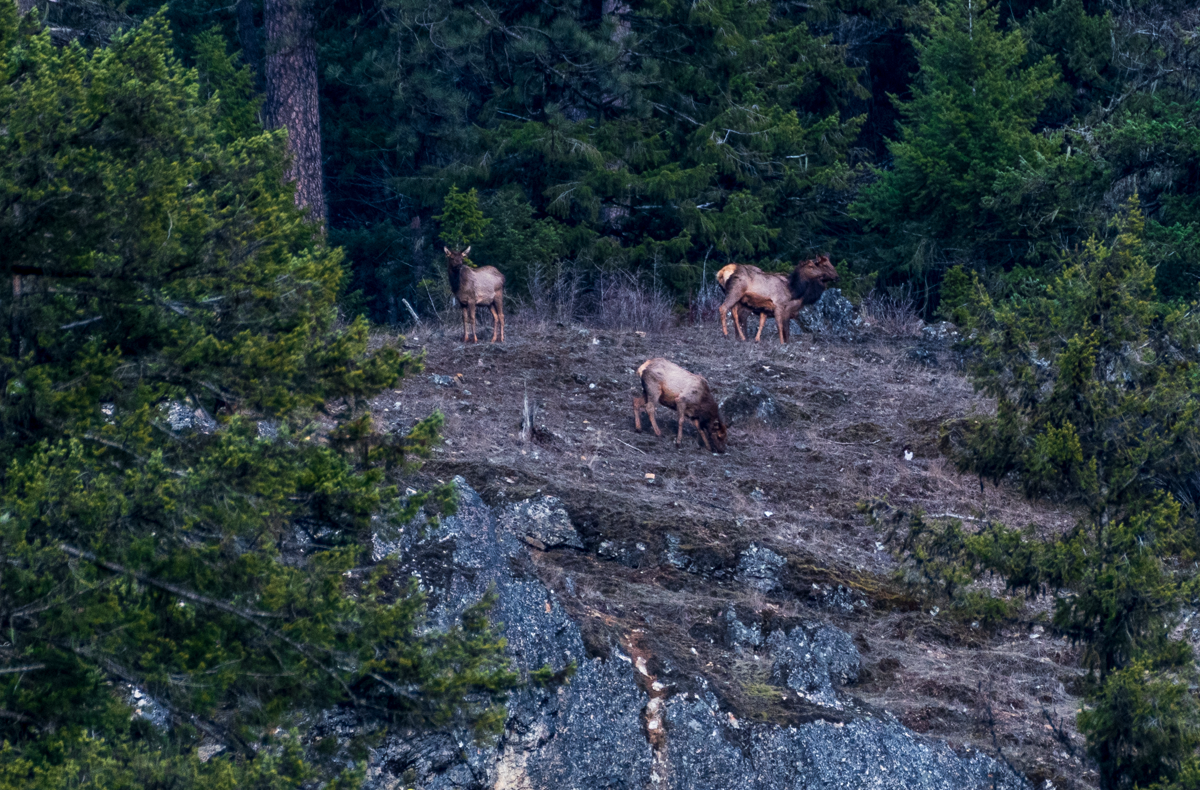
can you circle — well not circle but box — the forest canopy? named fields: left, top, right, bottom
left=29, top=0, right=1197, bottom=319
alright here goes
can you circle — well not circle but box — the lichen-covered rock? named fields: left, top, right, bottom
left=501, top=496, right=584, bottom=550
left=767, top=625, right=859, bottom=708
left=922, top=321, right=960, bottom=342
left=720, top=383, right=790, bottom=427
left=723, top=604, right=764, bottom=650
left=791, top=288, right=863, bottom=336
left=361, top=479, right=652, bottom=790
left=736, top=543, right=786, bottom=592
left=664, top=693, right=1028, bottom=790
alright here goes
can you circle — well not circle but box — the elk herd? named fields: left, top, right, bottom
left=442, top=246, right=841, bottom=454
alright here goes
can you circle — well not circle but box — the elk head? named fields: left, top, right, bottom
left=796, top=253, right=839, bottom=285
left=444, top=246, right=471, bottom=267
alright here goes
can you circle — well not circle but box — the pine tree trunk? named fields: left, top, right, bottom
left=263, top=0, right=325, bottom=223
left=236, top=0, right=264, bottom=91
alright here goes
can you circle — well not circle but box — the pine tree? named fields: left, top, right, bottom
left=852, top=0, right=1064, bottom=272
left=0, top=11, right=514, bottom=787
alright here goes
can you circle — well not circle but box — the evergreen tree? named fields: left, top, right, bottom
left=0, top=10, right=515, bottom=787
left=852, top=0, right=1069, bottom=276
left=871, top=201, right=1200, bottom=789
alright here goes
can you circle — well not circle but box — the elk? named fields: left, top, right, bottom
left=633, top=358, right=727, bottom=453
left=716, top=263, right=788, bottom=342
left=716, top=255, right=840, bottom=343
left=717, top=264, right=801, bottom=343
left=444, top=246, right=505, bottom=343
left=788, top=254, right=839, bottom=317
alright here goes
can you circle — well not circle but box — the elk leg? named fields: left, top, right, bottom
left=495, top=291, right=505, bottom=342
left=754, top=312, right=766, bottom=342
left=775, top=307, right=788, bottom=343
left=643, top=384, right=664, bottom=437
left=633, top=396, right=646, bottom=433
left=469, top=301, right=479, bottom=343
left=675, top=401, right=688, bottom=446
left=695, top=419, right=713, bottom=451
left=489, top=304, right=500, bottom=343
left=719, top=285, right=745, bottom=339
left=731, top=304, right=742, bottom=338
left=462, top=305, right=471, bottom=343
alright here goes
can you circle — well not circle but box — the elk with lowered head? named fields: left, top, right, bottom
left=445, top=246, right=506, bottom=343
left=633, top=358, right=727, bottom=453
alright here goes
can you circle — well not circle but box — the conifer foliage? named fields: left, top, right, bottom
left=0, top=9, right=514, bottom=788
left=872, top=201, right=1200, bottom=789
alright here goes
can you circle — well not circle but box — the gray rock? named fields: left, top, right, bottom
left=664, top=693, right=1028, bottom=790
left=922, top=321, right=960, bottom=342
left=350, top=481, right=1027, bottom=790
left=431, top=373, right=455, bottom=387
left=767, top=625, right=859, bottom=708
left=361, top=479, right=652, bottom=790
left=736, top=543, right=786, bottom=592
left=500, top=496, right=584, bottom=550
left=723, top=605, right=764, bottom=649
left=663, top=533, right=694, bottom=572
left=125, top=684, right=170, bottom=730
left=720, top=383, right=791, bottom=426
left=163, top=400, right=217, bottom=434
left=814, top=583, right=858, bottom=614
left=791, top=288, right=863, bottom=336
left=906, top=346, right=940, bottom=367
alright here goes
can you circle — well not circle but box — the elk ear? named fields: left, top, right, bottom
left=444, top=246, right=452, bottom=256
left=463, top=246, right=471, bottom=256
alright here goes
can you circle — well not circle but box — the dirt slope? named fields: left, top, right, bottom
left=372, top=317, right=1094, bottom=790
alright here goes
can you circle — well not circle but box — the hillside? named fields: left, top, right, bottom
left=371, top=306, right=1093, bottom=790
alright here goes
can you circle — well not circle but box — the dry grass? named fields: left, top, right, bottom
left=859, top=286, right=924, bottom=337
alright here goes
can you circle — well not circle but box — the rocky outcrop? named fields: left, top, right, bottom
left=791, top=288, right=863, bottom=337
left=355, top=480, right=1028, bottom=790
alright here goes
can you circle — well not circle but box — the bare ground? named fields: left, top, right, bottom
left=372, top=315, right=1095, bottom=790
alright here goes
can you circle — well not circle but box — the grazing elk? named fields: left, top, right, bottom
left=445, top=246, right=506, bottom=343
left=633, top=358, right=727, bottom=453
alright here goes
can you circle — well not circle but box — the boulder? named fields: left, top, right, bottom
left=502, top=496, right=584, bottom=550
left=791, top=288, right=863, bottom=336
left=735, top=543, right=787, bottom=592
left=720, top=383, right=792, bottom=426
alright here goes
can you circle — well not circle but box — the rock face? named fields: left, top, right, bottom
left=791, top=288, right=863, bottom=337
left=357, top=480, right=1028, bottom=790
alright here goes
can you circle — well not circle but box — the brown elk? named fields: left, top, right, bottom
left=716, top=263, right=788, bottom=342
left=445, top=246, right=506, bottom=343
left=633, top=358, right=727, bottom=453
left=716, top=255, right=840, bottom=343
left=788, top=254, right=839, bottom=319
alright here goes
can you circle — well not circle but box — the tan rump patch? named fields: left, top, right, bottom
left=637, top=359, right=652, bottom=377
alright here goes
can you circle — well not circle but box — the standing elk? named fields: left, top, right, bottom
left=716, top=263, right=787, bottom=342
left=445, top=246, right=505, bottom=343
left=716, top=255, right=840, bottom=343
left=788, top=254, right=839, bottom=318
left=633, top=358, right=727, bottom=453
